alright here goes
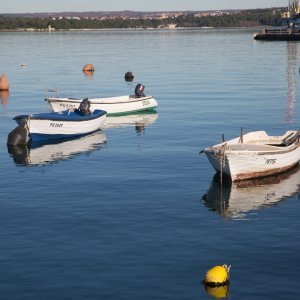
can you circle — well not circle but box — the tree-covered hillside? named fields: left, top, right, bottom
left=0, top=8, right=284, bottom=30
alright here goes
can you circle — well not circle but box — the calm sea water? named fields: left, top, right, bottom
left=0, top=28, right=299, bottom=300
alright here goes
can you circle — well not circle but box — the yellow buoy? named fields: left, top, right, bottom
left=204, top=265, right=231, bottom=286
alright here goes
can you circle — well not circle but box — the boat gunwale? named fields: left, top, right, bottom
left=205, top=142, right=299, bottom=156
left=204, top=130, right=300, bottom=156
left=14, top=110, right=107, bottom=123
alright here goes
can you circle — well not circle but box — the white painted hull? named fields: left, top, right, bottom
left=29, top=116, right=105, bottom=136
left=45, top=95, right=158, bottom=115
left=203, top=130, right=300, bottom=181
left=16, top=111, right=107, bottom=141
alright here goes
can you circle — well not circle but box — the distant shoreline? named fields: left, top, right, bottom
left=0, top=26, right=264, bottom=33
left=0, top=8, right=281, bottom=31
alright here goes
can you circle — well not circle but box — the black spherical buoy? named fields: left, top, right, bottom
left=125, top=71, right=134, bottom=82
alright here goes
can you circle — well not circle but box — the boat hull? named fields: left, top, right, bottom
left=254, top=28, right=300, bottom=41
left=206, top=147, right=300, bottom=181
left=45, top=95, right=158, bottom=115
left=254, top=33, right=300, bottom=41
left=14, top=110, right=107, bottom=142
left=204, top=131, right=300, bottom=181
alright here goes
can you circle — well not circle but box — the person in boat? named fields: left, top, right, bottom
left=75, top=98, right=91, bottom=115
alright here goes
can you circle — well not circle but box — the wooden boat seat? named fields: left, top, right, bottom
left=267, top=130, right=300, bottom=147
left=226, top=144, right=279, bottom=151
left=282, top=130, right=300, bottom=146
left=248, top=139, right=281, bottom=145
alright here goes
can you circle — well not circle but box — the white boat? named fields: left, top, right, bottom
left=8, top=130, right=106, bottom=166
left=10, top=108, right=106, bottom=142
left=45, top=95, right=158, bottom=115
left=202, top=165, right=300, bottom=220
left=45, top=84, right=158, bottom=115
left=202, top=130, right=300, bottom=181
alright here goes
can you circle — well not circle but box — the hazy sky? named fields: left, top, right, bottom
left=1, top=0, right=288, bottom=14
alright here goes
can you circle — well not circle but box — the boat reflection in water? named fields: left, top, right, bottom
left=202, top=165, right=300, bottom=220
left=103, top=111, right=158, bottom=135
left=7, top=130, right=106, bottom=166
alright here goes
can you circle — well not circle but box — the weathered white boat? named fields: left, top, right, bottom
left=202, top=165, right=300, bottom=220
left=8, top=130, right=106, bottom=166
left=9, top=108, right=106, bottom=143
left=45, top=84, right=158, bottom=115
left=202, top=130, right=300, bottom=181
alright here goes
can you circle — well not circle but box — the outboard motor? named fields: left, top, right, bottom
left=135, top=84, right=145, bottom=98
left=77, top=98, right=91, bottom=115
left=7, top=125, right=29, bottom=146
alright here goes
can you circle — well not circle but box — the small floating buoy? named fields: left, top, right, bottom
left=0, top=73, right=9, bottom=91
left=203, top=265, right=231, bottom=287
left=124, top=71, right=134, bottom=82
left=82, top=64, right=95, bottom=72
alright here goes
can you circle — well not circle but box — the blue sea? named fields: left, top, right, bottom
left=0, top=28, right=299, bottom=299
